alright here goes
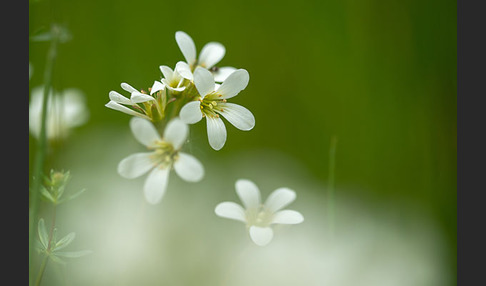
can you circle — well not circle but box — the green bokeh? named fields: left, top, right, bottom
left=29, top=0, right=456, bottom=283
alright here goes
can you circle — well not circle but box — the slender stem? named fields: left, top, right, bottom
left=34, top=255, right=49, bottom=286
left=327, top=135, right=338, bottom=239
left=29, top=24, right=60, bottom=286
left=47, top=206, right=57, bottom=250
left=35, top=204, right=58, bottom=286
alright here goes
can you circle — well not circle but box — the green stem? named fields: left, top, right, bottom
left=29, top=24, right=60, bottom=286
left=327, top=135, right=338, bottom=239
left=35, top=255, right=49, bottom=286
left=35, top=203, right=58, bottom=286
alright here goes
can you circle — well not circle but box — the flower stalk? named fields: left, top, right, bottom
left=35, top=206, right=56, bottom=286
left=327, top=135, right=338, bottom=240
left=29, top=24, right=60, bottom=286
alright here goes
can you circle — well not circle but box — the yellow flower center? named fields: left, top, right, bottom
left=199, top=93, right=226, bottom=118
left=150, top=140, right=178, bottom=168
left=245, top=206, right=273, bottom=228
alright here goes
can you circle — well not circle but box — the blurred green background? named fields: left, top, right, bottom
left=29, top=0, right=456, bottom=285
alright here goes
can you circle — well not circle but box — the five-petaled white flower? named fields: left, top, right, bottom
left=179, top=67, right=255, bottom=150
left=29, top=86, right=89, bottom=140
left=117, top=117, right=204, bottom=204
left=215, top=179, right=304, bottom=246
left=174, top=31, right=236, bottom=83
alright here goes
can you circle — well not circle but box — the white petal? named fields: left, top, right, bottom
left=143, top=167, right=170, bottom=204
left=271, top=210, right=304, bottom=224
left=216, top=69, right=249, bottom=99
left=179, top=101, right=203, bottom=124
left=117, top=152, right=155, bottom=179
left=175, top=61, right=194, bottom=80
left=163, top=81, right=186, bottom=92
left=235, top=179, right=261, bottom=209
left=173, top=152, right=204, bottom=182
left=264, top=187, right=297, bottom=213
left=206, top=116, right=226, bottom=151
left=163, top=118, right=188, bottom=149
left=217, top=103, right=255, bottom=131
left=175, top=31, right=196, bottom=65
left=130, top=91, right=155, bottom=103
left=214, top=202, right=246, bottom=222
left=193, top=67, right=215, bottom=97
left=159, top=65, right=174, bottom=81
left=105, top=101, right=150, bottom=120
left=213, top=66, right=237, bottom=82
left=198, top=42, right=225, bottom=69
left=121, top=82, right=137, bottom=93
left=129, top=117, right=161, bottom=147
left=150, top=81, right=165, bottom=95
left=249, top=226, right=273, bottom=246
left=109, top=91, right=132, bottom=105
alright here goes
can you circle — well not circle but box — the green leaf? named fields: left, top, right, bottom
left=48, top=254, right=66, bottom=265
left=37, top=219, right=49, bottom=250
left=54, top=250, right=93, bottom=258
left=60, top=188, right=86, bottom=203
left=40, top=186, right=55, bottom=203
left=54, top=232, right=75, bottom=251
left=30, top=25, right=72, bottom=43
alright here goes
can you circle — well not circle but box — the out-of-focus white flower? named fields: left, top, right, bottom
left=179, top=67, right=255, bottom=150
left=174, top=31, right=236, bottom=82
left=29, top=86, right=89, bottom=140
left=215, top=179, right=304, bottom=246
left=105, top=82, right=158, bottom=121
left=118, top=117, right=204, bottom=204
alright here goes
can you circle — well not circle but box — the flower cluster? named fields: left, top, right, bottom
left=106, top=31, right=302, bottom=246
left=106, top=31, right=255, bottom=203
left=106, top=31, right=255, bottom=150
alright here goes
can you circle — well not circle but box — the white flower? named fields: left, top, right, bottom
left=158, top=65, right=186, bottom=92
left=215, top=179, right=304, bottom=246
left=29, top=86, right=89, bottom=140
left=174, top=31, right=236, bottom=82
left=179, top=67, right=255, bottom=150
left=117, top=117, right=204, bottom=204
left=105, top=82, right=157, bottom=120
